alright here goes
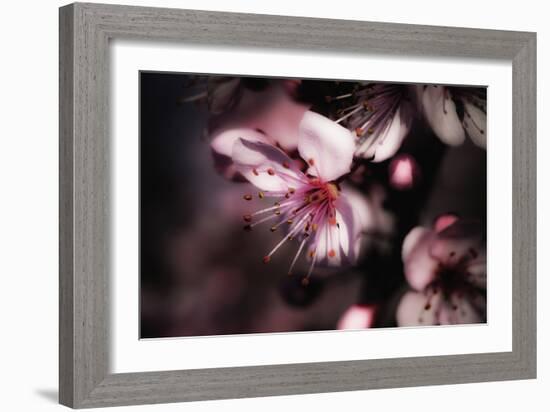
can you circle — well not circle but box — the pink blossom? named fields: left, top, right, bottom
left=233, top=111, right=371, bottom=285
left=396, top=215, right=486, bottom=326
left=337, top=304, right=377, bottom=330
left=421, top=85, right=486, bottom=148
left=388, top=154, right=420, bottom=190
left=210, top=81, right=310, bottom=178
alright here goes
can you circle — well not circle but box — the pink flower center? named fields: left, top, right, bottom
left=418, top=248, right=483, bottom=325
left=242, top=178, right=342, bottom=285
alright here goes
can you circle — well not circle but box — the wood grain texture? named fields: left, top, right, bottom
left=59, top=2, right=537, bottom=408
left=59, top=4, right=75, bottom=407
left=512, top=34, right=537, bottom=374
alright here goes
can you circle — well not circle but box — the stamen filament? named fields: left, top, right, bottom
left=332, top=92, right=354, bottom=100
left=335, top=105, right=363, bottom=124
left=249, top=213, right=280, bottom=228
left=288, top=237, right=308, bottom=276
left=264, top=213, right=311, bottom=259
left=339, top=103, right=362, bottom=113
left=250, top=200, right=296, bottom=217
left=302, top=252, right=318, bottom=286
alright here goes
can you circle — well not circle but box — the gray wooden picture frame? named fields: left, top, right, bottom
left=59, top=2, right=537, bottom=409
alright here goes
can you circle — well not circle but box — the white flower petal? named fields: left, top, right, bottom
left=211, top=128, right=271, bottom=158
left=232, top=138, right=308, bottom=192
left=422, top=86, right=465, bottom=146
left=402, top=227, right=439, bottom=291
left=327, top=220, right=342, bottom=266
left=335, top=209, right=350, bottom=259
left=465, top=247, right=487, bottom=288
left=397, top=291, right=440, bottom=326
left=430, top=220, right=484, bottom=267
left=402, top=227, right=430, bottom=262
left=398, top=290, right=483, bottom=326
left=356, top=107, right=411, bottom=162
left=334, top=187, right=373, bottom=263
left=314, top=221, right=328, bottom=263
left=463, top=100, right=487, bottom=148
left=312, top=218, right=344, bottom=267
left=298, top=111, right=355, bottom=182
left=210, top=128, right=273, bottom=179
left=448, top=292, right=484, bottom=324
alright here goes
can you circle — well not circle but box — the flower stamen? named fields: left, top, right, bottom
left=288, top=237, right=308, bottom=276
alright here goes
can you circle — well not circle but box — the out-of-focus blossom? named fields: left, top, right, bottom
left=210, top=80, right=310, bottom=179
left=337, top=304, right=377, bottom=329
left=421, top=85, right=486, bottom=148
left=233, top=111, right=371, bottom=285
left=389, top=154, right=420, bottom=190
left=328, top=83, right=419, bottom=162
left=210, top=128, right=272, bottom=180
left=396, top=215, right=486, bottom=326
left=207, top=77, right=245, bottom=114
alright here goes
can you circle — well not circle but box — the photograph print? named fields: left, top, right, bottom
left=140, top=73, right=487, bottom=339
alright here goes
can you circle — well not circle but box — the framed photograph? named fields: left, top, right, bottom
left=59, top=2, right=536, bottom=408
